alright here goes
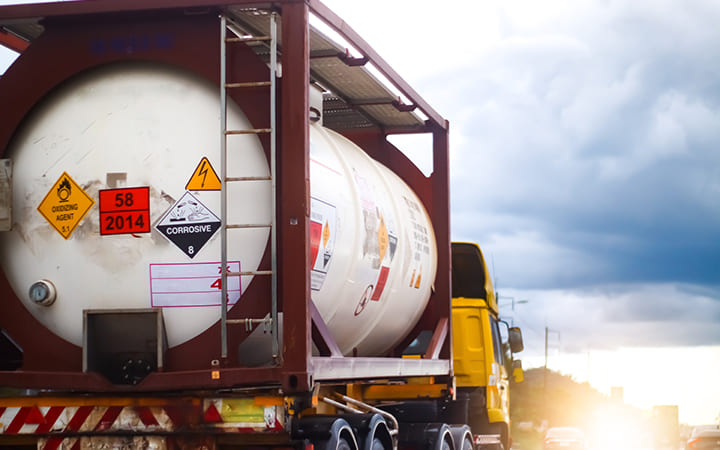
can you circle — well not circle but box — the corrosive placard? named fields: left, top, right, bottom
left=155, top=191, right=221, bottom=258
left=150, top=261, right=241, bottom=307
left=99, top=187, right=150, bottom=235
left=37, top=172, right=94, bottom=239
left=186, top=157, right=221, bottom=191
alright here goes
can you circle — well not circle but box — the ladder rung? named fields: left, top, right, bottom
left=226, top=36, right=272, bottom=43
left=226, top=128, right=272, bottom=135
left=225, top=81, right=271, bottom=89
left=227, top=270, right=273, bottom=277
left=226, top=176, right=272, bottom=182
left=226, top=318, right=272, bottom=325
left=226, top=223, right=272, bottom=229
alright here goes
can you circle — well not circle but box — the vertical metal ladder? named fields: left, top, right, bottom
left=219, top=12, right=279, bottom=361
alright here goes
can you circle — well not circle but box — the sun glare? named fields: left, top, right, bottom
left=529, top=346, right=720, bottom=426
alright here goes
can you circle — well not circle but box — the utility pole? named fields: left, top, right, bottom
left=544, top=326, right=548, bottom=427
left=587, top=351, right=591, bottom=384
left=544, top=326, right=549, bottom=392
left=543, top=326, right=559, bottom=426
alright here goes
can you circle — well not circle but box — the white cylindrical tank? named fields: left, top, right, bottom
left=0, top=61, right=436, bottom=356
left=309, top=124, right=437, bottom=356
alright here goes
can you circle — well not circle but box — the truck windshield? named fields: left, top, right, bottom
left=451, top=243, right=487, bottom=299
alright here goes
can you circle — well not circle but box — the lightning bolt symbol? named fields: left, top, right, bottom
left=198, top=160, right=209, bottom=188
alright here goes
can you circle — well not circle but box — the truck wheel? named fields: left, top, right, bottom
left=449, top=424, right=473, bottom=450
left=295, top=417, right=357, bottom=450
left=338, top=437, right=353, bottom=450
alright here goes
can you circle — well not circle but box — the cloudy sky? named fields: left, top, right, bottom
left=2, top=0, right=719, bottom=424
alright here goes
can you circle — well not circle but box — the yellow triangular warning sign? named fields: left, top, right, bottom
left=186, top=157, right=221, bottom=191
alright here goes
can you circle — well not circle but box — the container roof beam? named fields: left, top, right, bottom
left=0, top=0, right=448, bottom=134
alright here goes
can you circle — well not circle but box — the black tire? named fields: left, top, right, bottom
left=338, top=437, right=353, bottom=450
left=371, top=437, right=386, bottom=450
left=442, top=437, right=452, bottom=450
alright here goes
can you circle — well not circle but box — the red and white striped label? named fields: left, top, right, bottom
left=0, top=400, right=284, bottom=449
left=0, top=404, right=174, bottom=433
left=0, top=405, right=176, bottom=450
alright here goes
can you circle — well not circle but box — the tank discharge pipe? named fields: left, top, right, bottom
left=326, top=393, right=399, bottom=436
left=320, top=396, right=364, bottom=415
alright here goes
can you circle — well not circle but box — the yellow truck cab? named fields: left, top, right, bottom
left=451, top=242, right=524, bottom=450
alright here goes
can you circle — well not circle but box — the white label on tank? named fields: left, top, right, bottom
left=403, top=195, right=430, bottom=289
left=149, top=261, right=241, bottom=307
left=310, top=197, right=337, bottom=291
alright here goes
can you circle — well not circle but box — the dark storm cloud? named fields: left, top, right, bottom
left=442, top=0, right=720, bottom=290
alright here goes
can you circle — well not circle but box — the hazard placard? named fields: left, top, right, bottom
left=37, top=172, right=94, bottom=239
left=99, top=187, right=150, bottom=235
left=186, top=157, right=221, bottom=191
left=310, top=197, right=337, bottom=291
left=371, top=266, right=390, bottom=301
left=377, top=213, right=388, bottom=262
left=155, top=191, right=221, bottom=258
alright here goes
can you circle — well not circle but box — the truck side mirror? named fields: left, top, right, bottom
left=512, top=360, right=524, bottom=383
left=508, top=327, right=524, bottom=353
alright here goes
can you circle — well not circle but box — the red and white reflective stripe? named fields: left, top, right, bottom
left=0, top=405, right=174, bottom=435
left=474, top=434, right=502, bottom=445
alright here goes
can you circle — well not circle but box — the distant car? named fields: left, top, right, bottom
left=543, top=427, right=587, bottom=450
left=687, top=424, right=720, bottom=450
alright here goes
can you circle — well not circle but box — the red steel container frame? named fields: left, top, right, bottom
left=0, top=0, right=451, bottom=393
